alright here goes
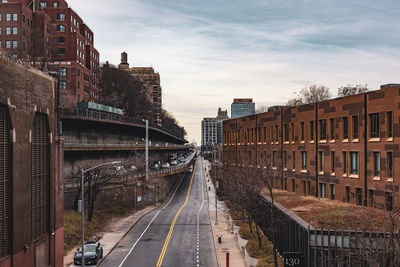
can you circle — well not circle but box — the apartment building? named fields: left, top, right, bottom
left=223, top=84, right=400, bottom=209
left=202, top=108, right=229, bottom=152
left=119, top=51, right=162, bottom=125
left=0, top=0, right=101, bottom=107
left=231, top=98, right=255, bottom=118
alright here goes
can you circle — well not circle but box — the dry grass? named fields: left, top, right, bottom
left=268, top=190, right=391, bottom=231
left=63, top=206, right=135, bottom=255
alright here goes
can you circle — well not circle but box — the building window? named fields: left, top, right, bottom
left=319, top=119, right=326, bottom=140
left=12, top=14, right=17, bottom=21
left=291, top=179, right=295, bottom=192
left=272, top=151, right=277, bottom=167
left=57, top=13, right=65, bottom=21
left=56, top=36, right=65, bottom=43
left=330, top=184, right=335, bottom=200
left=12, top=40, right=17, bottom=48
left=350, top=152, right=359, bottom=175
left=40, top=2, right=47, bottom=8
left=387, top=152, right=393, bottom=178
left=257, top=127, right=261, bottom=143
left=6, top=14, right=11, bottom=22
left=56, top=25, right=65, bottom=32
left=5, top=27, right=10, bottom=35
left=284, top=151, right=287, bottom=169
left=263, top=127, right=266, bottom=142
left=0, top=41, right=2, bottom=48
left=303, top=181, right=306, bottom=195
left=12, top=27, right=17, bottom=35
left=0, top=105, right=11, bottom=258
left=386, top=192, right=393, bottom=211
left=5, top=41, right=11, bottom=49
left=284, top=124, right=289, bottom=142
left=307, top=181, right=311, bottom=196
left=31, top=113, right=50, bottom=241
left=54, top=2, right=59, bottom=7
left=56, top=47, right=65, bottom=54
left=370, top=113, right=379, bottom=138
left=346, top=186, right=350, bottom=203
left=369, top=190, right=374, bottom=207
left=300, top=122, right=304, bottom=141
left=0, top=27, right=1, bottom=35
left=373, top=152, right=380, bottom=177
left=319, top=151, right=324, bottom=172
left=352, top=115, right=358, bottom=139
left=58, top=67, right=67, bottom=77
left=292, top=151, right=295, bottom=170
left=301, top=151, right=307, bottom=170
left=291, top=123, right=294, bottom=142
left=330, top=118, right=335, bottom=140
left=343, top=117, right=348, bottom=139
left=356, top=188, right=362, bottom=206
left=275, top=125, right=278, bottom=142
left=331, top=151, right=335, bottom=173
left=310, top=121, right=314, bottom=141
left=343, top=151, right=347, bottom=176
left=58, top=81, right=67, bottom=89
left=320, top=183, right=326, bottom=198
left=387, top=111, right=393, bottom=138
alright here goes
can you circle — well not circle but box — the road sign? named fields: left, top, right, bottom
left=283, top=252, right=303, bottom=267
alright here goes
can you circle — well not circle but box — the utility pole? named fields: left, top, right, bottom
left=145, top=119, right=149, bottom=181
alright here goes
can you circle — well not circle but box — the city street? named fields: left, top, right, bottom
left=100, top=158, right=218, bottom=267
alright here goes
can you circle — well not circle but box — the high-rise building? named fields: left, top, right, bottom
left=201, top=107, right=229, bottom=151
left=231, top=98, right=255, bottom=118
left=0, top=0, right=101, bottom=108
left=119, top=52, right=162, bottom=125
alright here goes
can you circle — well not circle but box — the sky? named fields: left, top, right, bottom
left=68, top=0, right=400, bottom=144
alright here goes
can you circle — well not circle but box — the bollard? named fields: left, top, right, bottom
left=218, top=235, right=222, bottom=244
left=226, top=251, right=229, bottom=267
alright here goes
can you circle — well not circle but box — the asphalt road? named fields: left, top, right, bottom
left=100, top=157, right=218, bottom=267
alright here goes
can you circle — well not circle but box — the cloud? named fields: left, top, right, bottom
left=68, top=0, right=400, bottom=143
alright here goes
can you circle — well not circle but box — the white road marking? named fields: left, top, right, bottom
left=117, top=174, right=186, bottom=267
left=196, top=158, right=206, bottom=266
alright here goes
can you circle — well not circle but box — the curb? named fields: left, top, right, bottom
left=96, top=173, right=185, bottom=266
left=203, top=160, right=221, bottom=267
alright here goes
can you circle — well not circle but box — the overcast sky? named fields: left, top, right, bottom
left=68, top=0, right=400, bottom=144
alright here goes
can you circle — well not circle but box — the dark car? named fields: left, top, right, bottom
left=74, top=241, right=103, bottom=266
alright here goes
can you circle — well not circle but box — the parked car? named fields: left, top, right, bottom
left=130, top=165, right=137, bottom=171
left=170, top=160, right=178, bottom=165
left=74, top=241, right=103, bottom=266
left=185, top=165, right=193, bottom=174
left=178, top=157, right=185, bottom=163
left=151, top=163, right=160, bottom=170
left=161, top=162, right=170, bottom=168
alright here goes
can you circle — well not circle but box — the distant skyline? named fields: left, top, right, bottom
left=68, top=0, right=400, bottom=143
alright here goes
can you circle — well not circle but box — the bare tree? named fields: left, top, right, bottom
left=286, top=85, right=332, bottom=106
left=256, top=105, right=268, bottom=114
left=338, top=84, right=369, bottom=97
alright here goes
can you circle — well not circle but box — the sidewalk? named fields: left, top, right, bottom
left=64, top=203, right=161, bottom=267
left=203, top=161, right=246, bottom=267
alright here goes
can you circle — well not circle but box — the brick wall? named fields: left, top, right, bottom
left=223, top=84, right=400, bottom=209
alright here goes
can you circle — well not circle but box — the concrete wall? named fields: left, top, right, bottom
left=0, top=54, right=63, bottom=266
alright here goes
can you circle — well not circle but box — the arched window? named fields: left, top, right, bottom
left=31, top=113, right=50, bottom=241
left=0, top=105, right=11, bottom=258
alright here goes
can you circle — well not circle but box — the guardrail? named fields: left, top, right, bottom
left=64, top=152, right=196, bottom=191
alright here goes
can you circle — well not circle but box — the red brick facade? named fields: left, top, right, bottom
left=223, top=84, right=400, bottom=209
left=0, top=0, right=100, bottom=107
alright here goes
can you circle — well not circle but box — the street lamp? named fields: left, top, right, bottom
left=80, top=160, right=120, bottom=267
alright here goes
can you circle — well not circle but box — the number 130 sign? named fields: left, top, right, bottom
left=283, top=252, right=303, bottom=267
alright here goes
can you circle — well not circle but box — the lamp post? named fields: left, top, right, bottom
left=80, top=161, right=120, bottom=267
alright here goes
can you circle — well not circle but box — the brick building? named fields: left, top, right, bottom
left=223, top=84, right=400, bottom=209
left=0, top=0, right=100, bottom=108
left=119, top=52, right=162, bottom=125
left=0, top=55, right=64, bottom=267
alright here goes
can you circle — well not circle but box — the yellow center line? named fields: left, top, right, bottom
left=156, top=164, right=197, bottom=267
